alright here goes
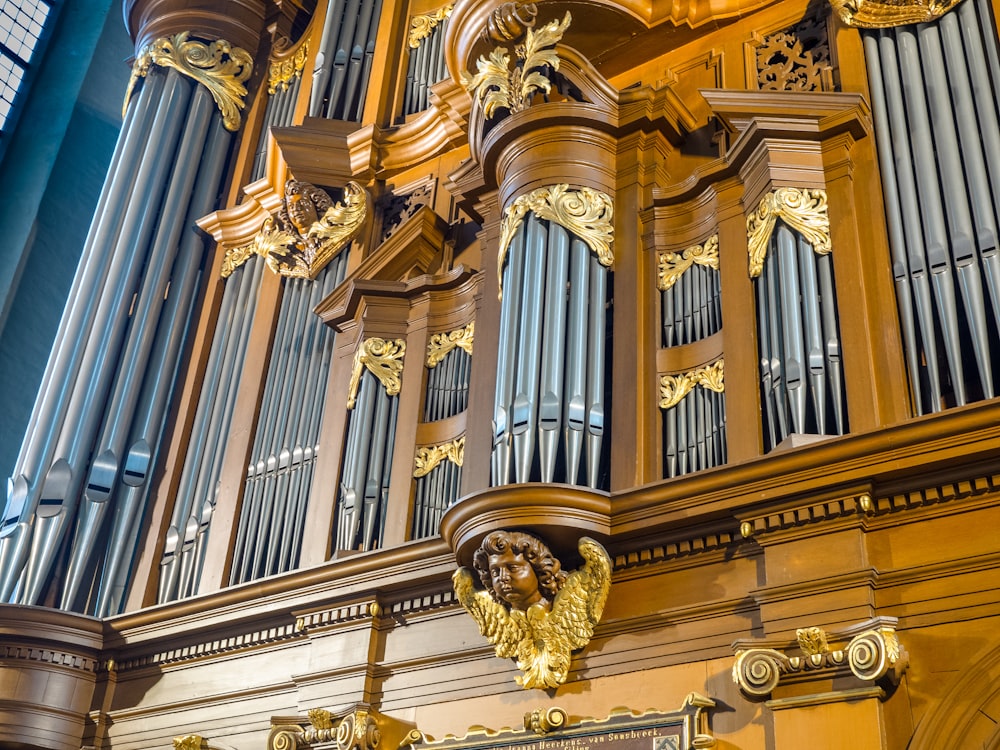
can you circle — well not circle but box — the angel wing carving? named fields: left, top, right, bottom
left=452, top=534, right=612, bottom=690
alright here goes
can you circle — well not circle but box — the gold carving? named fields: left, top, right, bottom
left=308, top=709, right=335, bottom=731
left=124, top=33, right=253, bottom=131
left=221, top=181, right=369, bottom=279
left=426, top=322, right=474, bottom=367
left=269, top=40, right=309, bottom=94
left=830, top=0, right=965, bottom=27
left=659, top=359, right=725, bottom=410
left=524, top=707, right=568, bottom=734
left=657, top=235, right=719, bottom=291
left=347, top=338, right=406, bottom=409
left=733, top=618, right=908, bottom=698
left=498, top=185, right=614, bottom=299
left=746, top=187, right=831, bottom=278
left=409, top=4, right=454, bottom=48
left=414, top=437, right=464, bottom=477
left=269, top=708, right=417, bottom=750
left=453, top=532, right=612, bottom=689
left=174, top=736, right=208, bottom=750
left=462, top=12, right=571, bottom=119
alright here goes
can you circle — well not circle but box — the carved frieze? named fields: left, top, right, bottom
left=453, top=531, right=611, bottom=689
left=124, top=32, right=253, bottom=131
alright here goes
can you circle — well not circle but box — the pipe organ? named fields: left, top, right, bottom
left=402, top=5, right=452, bottom=117
left=309, top=0, right=384, bottom=120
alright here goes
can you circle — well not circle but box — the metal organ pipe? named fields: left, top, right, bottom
left=310, top=0, right=382, bottom=121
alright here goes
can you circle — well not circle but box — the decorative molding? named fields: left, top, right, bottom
left=347, top=338, right=407, bottom=409
left=269, top=39, right=309, bottom=94
left=409, top=4, right=454, bottom=48
left=614, top=530, right=739, bottom=570
left=461, top=12, right=571, bottom=119
left=829, top=0, right=965, bottom=27
left=414, top=437, right=465, bottom=477
left=737, top=489, right=873, bottom=538
left=222, top=181, right=369, bottom=279
left=124, top=32, right=253, bottom=131
left=0, top=644, right=100, bottom=673
left=268, top=706, right=419, bottom=750
left=426, top=322, right=474, bottom=367
left=659, top=359, right=724, bottom=410
left=657, top=235, right=719, bottom=291
left=498, top=184, right=614, bottom=299
left=746, top=187, right=831, bottom=278
left=294, top=600, right=381, bottom=634
left=732, top=617, right=908, bottom=698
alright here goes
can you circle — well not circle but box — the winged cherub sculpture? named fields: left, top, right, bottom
left=452, top=530, right=612, bottom=689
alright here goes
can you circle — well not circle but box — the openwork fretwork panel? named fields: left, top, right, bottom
left=754, top=15, right=835, bottom=91
left=863, top=0, right=1000, bottom=414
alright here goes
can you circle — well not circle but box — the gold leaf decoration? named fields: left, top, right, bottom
left=413, top=437, right=465, bottom=477
left=796, top=626, right=830, bottom=656
left=462, top=12, right=571, bottom=119
left=426, top=322, right=474, bottom=367
left=124, top=32, right=253, bottom=131
left=173, top=737, right=208, bottom=750
left=497, top=184, right=613, bottom=299
left=307, top=709, right=334, bottom=731
left=268, top=39, right=309, bottom=94
left=408, top=4, right=454, bottom=49
left=746, top=187, right=831, bottom=278
left=348, top=338, right=406, bottom=409
left=659, top=359, right=725, bottom=410
left=830, top=0, right=965, bottom=27
left=657, top=235, right=719, bottom=291
left=221, top=218, right=296, bottom=278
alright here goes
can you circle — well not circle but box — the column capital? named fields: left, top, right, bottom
left=124, top=0, right=267, bottom=57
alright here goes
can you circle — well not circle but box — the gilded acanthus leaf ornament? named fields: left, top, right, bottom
left=453, top=531, right=612, bottom=690
left=426, top=322, right=474, bottom=367
left=268, top=39, right=309, bottom=94
left=497, top=185, right=614, bottom=299
left=829, top=0, right=964, bottom=27
left=221, top=181, right=370, bottom=279
left=173, top=736, right=208, bottom=750
left=659, top=359, right=725, bottom=410
left=413, top=437, right=464, bottom=477
left=347, top=338, right=406, bottom=409
left=124, top=32, right=253, bottom=131
left=409, top=4, right=454, bottom=48
left=658, top=235, right=720, bottom=291
left=461, top=12, right=571, bottom=119
left=746, top=187, right=831, bottom=278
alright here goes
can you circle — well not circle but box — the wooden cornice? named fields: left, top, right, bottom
left=196, top=178, right=283, bottom=247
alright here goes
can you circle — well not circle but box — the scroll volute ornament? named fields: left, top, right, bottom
left=347, top=338, right=406, bottom=409
left=746, top=187, right=831, bottom=278
left=453, top=531, right=612, bottom=689
left=829, top=0, right=965, bottom=27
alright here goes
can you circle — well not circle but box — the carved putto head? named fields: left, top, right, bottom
left=473, top=530, right=567, bottom=610
left=280, top=180, right=335, bottom=239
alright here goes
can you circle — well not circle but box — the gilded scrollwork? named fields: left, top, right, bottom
left=173, top=736, right=208, bottom=750
left=221, top=180, right=369, bottom=279
left=409, top=4, right=454, bottom=48
left=657, top=235, right=719, bottom=291
left=829, top=0, right=965, bottom=27
left=453, top=532, right=611, bottom=690
left=426, top=322, right=474, bottom=367
left=462, top=12, right=571, bottom=119
left=269, top=40, right=309, bottom=94
left=746, top=187, right=831, bottom=278
left=414, top=437, right=465, bottom=477
left=348, top=338, right=406, bottom=409
left=124, top=32, right=253, bottom=131
left=498, top=184, right=614, bottom=299
left=659, top=359, right=725, bottom=410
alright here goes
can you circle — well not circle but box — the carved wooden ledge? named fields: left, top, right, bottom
left=732, top=616, right=908, bottom=702
left=440, top=482, right=611, bottom=567
left=268, top=706, right=419, bottom=750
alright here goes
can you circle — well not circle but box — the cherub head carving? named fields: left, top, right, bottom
left=473, top=530, right=567, bottom=611
left=280, top=180, right=334, bottom=238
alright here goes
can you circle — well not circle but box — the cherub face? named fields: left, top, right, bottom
left=488, top=548, right=543, bottom=610
left=287, top=193, right=319, bottom=234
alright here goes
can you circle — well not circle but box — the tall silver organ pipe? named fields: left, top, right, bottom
left=492, top=213, right=611, bottom=489
left=756, top=223, right=847, bottom=452
left=0, top=65, right=236, bottom=612
left=402, top=16, right=449, bottom=117
left=230, top=256, right=346, bottom=585
left=309, top=0, right=384, bottom=121
left=863, top=0, right=1000, bottom=413
left=252, top=73, right=303, bottom=180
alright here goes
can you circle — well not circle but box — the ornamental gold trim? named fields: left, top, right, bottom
left=414, top=437, right=465, bottom=477
left=221, top=181, right=369, bottom=279
left=409, top=4, right=454, bottom=48
left=830, top=0, right=965, bottom=27
left=746, top=188, right=831, bottom=278
left=659, top=359, right=724, bottom=410
left=658, top=235, right=719, bottom=291
left=426, top=322, right=474, bottom=367
left=268, top=39, right=309, bottom=94
left=173, top=737, right=208, bottom=750
left=498, top=184, right=614, bottom=300
left=124, top=32, right=253, bottom=131
left=461, top=12, right=571, bottom=119
left=348, top=338, right=406, bottom=409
